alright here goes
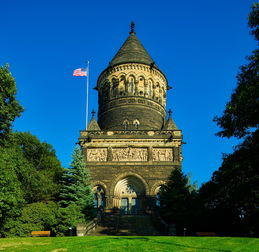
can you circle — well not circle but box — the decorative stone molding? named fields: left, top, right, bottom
left=80, top=129, right=182, bottom=137
left=98, top=63, right=167, bottom=85
left=150, top=181, right=166, bottom=196
left=173, top=131, right=182, bottom=136
left=87, top=148, right=107, bottom=162
left=110, top=172, right=149, bottom=196
left=92, top=181, right=108, bottom=194
left=112, top=147, right=148, bottom=161
left=152, top=148, right=173, bottom=161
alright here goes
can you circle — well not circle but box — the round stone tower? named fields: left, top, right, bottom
left=96, top=23, right=169, bottom=131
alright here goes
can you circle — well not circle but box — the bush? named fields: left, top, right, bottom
left=3, top=202, right=58, bottom=237
left=53, top=204, right=85, bottom=236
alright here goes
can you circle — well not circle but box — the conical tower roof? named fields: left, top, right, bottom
left=163, top=109, right=178, bottom=130
left=109, top=22, right=158, bottom=68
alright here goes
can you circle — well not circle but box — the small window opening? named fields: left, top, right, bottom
left=123, top=120, right=129, bottom=130
left=133, top=119, right=140, bottom=129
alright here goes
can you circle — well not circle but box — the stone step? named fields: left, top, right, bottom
left=89, top=214, right=161, bottom=236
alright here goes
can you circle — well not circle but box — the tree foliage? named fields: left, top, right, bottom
left=59, top=146, right=94, bottom=219
left=0, top=64, right=72, bottom=237
left=159, top=168, right=197, bottom=234
left=249, top=3, right=259, bottom=41
left=0, top=147, right=25, bottom=237
left=53, top=204, right=85, bottom=236
left=3, top=202, right=58, bottom=237
left=0, top=64, right=24, bottom=142
left=202, top=4, right=259, bottom=237
left=0, top=132, right=63, bottom=237
left=214, top=3, right=259, bottom=138
left=9, top=132, right=64, bottom=203
left=199, top=130, right=259, bottom=236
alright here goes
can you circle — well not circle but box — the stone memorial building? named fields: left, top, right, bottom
left=79, top=23, right=183, bottom=214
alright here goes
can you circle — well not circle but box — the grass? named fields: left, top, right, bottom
left=0, top=236, right=258, bottom=252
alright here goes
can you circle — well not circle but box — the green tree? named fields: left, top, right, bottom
left=54, top=204, right=85, bottom=236
left=214, top=3, right=259, bottom=138
left=9, top=132, right=63, bottom=203
left=249, top=3, right=259, bottom=41
left=0, top=132, right=64, bottom=237
left=3, top=202, right=58, bottom=237
left=0, top=147, right=25, bottom=237
left=202, top=4, right=259, bottom=236
left=59, top=145, right=94, bottom=219
left=160, top=168, right=197, bottom=234
left=200, top=131, right=259, bottom=236
left=0, top=64, right=24, bottom=142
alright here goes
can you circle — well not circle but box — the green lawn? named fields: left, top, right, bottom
left=0, top=236, right=258, bottom=252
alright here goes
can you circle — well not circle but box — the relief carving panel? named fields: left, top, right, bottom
left=87, top=148, right=107, bottom=162
left=112, top=147, right=148, bottom=161
left=152, top=148, right=173, bottom=161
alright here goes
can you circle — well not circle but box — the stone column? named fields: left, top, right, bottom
left=148, top=147, right=153, bottom=161
left=107, top=147, right=112, bottom=161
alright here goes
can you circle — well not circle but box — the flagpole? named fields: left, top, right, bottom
left=86, top=61, right=89, bottom=129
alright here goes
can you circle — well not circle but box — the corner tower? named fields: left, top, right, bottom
left=97, top=23, right=168, bottom=130
left=79, top=23, right=182, bottom=213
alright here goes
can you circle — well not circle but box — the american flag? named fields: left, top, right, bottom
left=73, top=68, right=87, bottom=76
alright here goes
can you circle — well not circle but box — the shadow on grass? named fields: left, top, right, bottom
left=110, top=237, right=150, bottom=241
left=109, top=237, right=231, bottom=252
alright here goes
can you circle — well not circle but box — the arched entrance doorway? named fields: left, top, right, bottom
left=114, top=175, right=146, bottom=214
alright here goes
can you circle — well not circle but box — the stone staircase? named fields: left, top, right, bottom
left=89, top=214, right=161, bottom=236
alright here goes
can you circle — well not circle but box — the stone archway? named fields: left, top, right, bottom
left=150, top=181, right=166, bottom=207
left=93, top=185, right=106, bottom=209
left=113, top=175, right=146, bottom=214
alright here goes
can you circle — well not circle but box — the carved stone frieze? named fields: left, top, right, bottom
left=80, top=129, right=181, bottom=137
left=112, top=147, right=148, bottom=161
left=99, top=96, right=166, bottom=115
left=87, top=148, right=107, bottom=162
left=152, top=148, right=173, bottom=161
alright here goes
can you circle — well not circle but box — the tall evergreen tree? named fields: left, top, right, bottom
left=160, top=168, right=197, bottom=234
left=59, top=145, right=94, bottom=219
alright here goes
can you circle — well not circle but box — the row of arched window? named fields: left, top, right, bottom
left=99, top=75, right=166, bottom=106
left=93, top=184, right=163, bottom=209
left=123, top=119, right=140, bottom=130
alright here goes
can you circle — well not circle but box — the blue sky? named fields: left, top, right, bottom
left=1, top=0, right=256, bottom=185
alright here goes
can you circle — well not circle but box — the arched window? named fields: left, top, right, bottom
left=156, top=192, right=161, bottom=207
left=154, top=186, right=163, bottom=207
left=128, top=76, right=135, bottom=94
left=111, top=78, right=117, bottom=96
left=133, top=119, right=140, bottom=129
left=148, top=80, right=153, bottom=97
left=119, top=75, right=126, bottom=95
left=93, top=186, right=106, bottom=209
left=123, top=120, right=129, bottom=130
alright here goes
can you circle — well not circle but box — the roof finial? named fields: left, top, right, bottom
left=91, top=109, right=96, bottom=118
left=168, top=109, right=172, bottom=118
left=130, top=21, right=135, bottom=34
